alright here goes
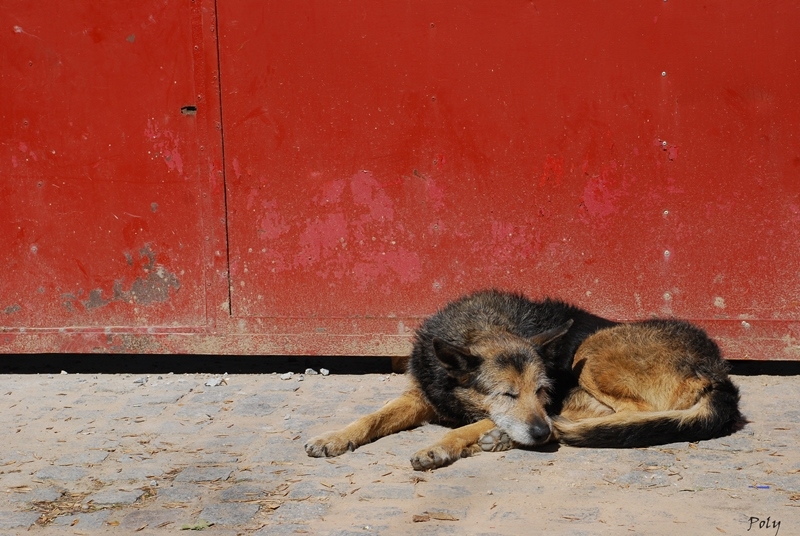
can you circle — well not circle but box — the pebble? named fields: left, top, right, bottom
left=320, top=368, right=330, bottom=376
left=205, top=378, right=226, bottom=387
left=280, top=372, right=294, bottom=380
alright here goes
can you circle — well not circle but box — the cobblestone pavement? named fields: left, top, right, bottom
left=1, top=371, right=798, bottom=535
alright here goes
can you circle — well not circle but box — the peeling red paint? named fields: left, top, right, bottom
left=538, top=155, right=565, bottom=188
left=350, top=171, right=394, bottom=222
left=257, top=200, right=290, bottom=241
left=69, top=245, right=181, bottom=311
left=580, top=162, right=626, bottom=221
left=667, top=145, right=679, bottom=161
left=145, top=119, right=184, bottom=175
left=295, top=212, right=349, bottom=267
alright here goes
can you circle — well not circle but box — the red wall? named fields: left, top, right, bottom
left=2, top=1, right=800, bottom=359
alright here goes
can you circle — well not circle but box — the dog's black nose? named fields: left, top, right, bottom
left=529, top=422, right=551, bottom=444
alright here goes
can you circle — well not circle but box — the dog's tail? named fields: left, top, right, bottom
left=553, top=379, right=742, bottom=448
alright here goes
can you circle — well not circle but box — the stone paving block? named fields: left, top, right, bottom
left=156, top=484, right=205, bottom=503
left=195, top=453, right=240, bottom=465
left=128, top=390, right=190, bottom=406
left=199, top=502, right=260, bottom=526
left=287, top=481, right=336, bottom=499
left=254, top=523, right=309, bottom=536
left=616, top=469, right=671, bottom=488
left=52, top=509, right=111, bottom=529
left=346, top=506, right=404, bottom=522
left=174, top=404, right=222, bottom=417
left=260, top=380, right=308, bottom=393
left=109, top=463, right=165, bottom=482
left=553, top=507, right=600, bottom=522
left=233, top=394, right=286, bottom=416
left=120, top=508, right=180, bottom=530
left=96, top=383, right=137, bottom=395
left=115, top=404, right=167, bottom=418
left=328, top=530, right=388, bottom=536
left=0, top=511, right=41, bottom=529
left=401, top=525, right=459, bottom=536
left=53, top=408, right=107, bottom=421
left=202, top=434, right=256, bottom=451
left=174, top=466, right=233, bottom=483
left=74, top=395, right=119, bottom=406
left=154, top=420, right=208, bottom=435
left=354, top=483, right=415, bottom=500
left=187, top=389, right=234, bottom=404
left=701, top=434, right=757, bottom=452
left=421, top=484, right=471, bottom=498
left=6, top=486, right=63, bottom=504
left=87, top=489, right=144, bottom=506
left=34, top=465, right=89, bottom=481
left=270, top=501, right=329, bottom=523
left=219, top=484, right=268, bottom=502
left=490, top=509, right=525, bottom=522
left=55, top=450, right=109, bottom=466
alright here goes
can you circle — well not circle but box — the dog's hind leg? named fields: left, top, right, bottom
left=411, top=419, right=498, bottom=471
left=305, top=387, right=435, bottom=458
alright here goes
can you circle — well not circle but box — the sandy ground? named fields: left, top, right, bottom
left=0, top=370, right=798, bottom=535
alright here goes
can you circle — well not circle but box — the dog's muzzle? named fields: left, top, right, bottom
left=528, top=420, right=551, bottom=444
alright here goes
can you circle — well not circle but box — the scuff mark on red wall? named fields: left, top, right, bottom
left=67, top=245, right=181, bottom=311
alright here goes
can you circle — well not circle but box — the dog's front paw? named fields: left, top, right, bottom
left=410, top=443, right=481, bottom=471
left=478, top=427, right=515, bottom=452
left=304, top=431, right=356, bottom=458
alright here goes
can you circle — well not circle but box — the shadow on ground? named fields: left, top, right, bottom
left=0, top=354, right=394, bottom=375
left=0, top=354, right=797, bottom=375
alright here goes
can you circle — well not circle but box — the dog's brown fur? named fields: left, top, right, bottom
left=482, top=319, right=742, bottom=451
left=305, top=290, right=613, bottom=470
left=552, top=319, right=741, bottom=447
left=305, top=292, right=742, bottom=470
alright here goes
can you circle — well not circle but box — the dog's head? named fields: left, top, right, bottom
left=432, top=320, right=573, bottom=446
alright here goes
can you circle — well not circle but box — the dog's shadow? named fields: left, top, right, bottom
left=510, top=442, right=561, bottom=454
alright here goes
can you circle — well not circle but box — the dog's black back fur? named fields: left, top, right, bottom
left=408, top=289, right=617, bottom=425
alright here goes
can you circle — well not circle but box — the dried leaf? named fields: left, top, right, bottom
left=412, top=514, right=430, bottom=523
left=425, top=511, right=459, bottom=521
left=180, top=520, right=213, bottom=530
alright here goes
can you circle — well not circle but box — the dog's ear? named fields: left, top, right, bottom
left=432, top=338, right=483, bottom=373
left=529, top=319, right=574, bottom=348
